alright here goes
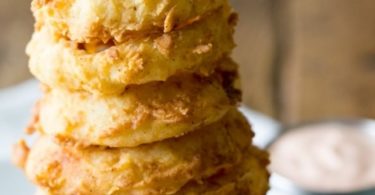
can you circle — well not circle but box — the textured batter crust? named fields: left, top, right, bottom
left=34, top=147, right=269, bottom=195
left=32, top=0, right=229, bottom=43
left=34, top=71, right=237, bottom=148
left=27, top=8, right=236, bottom=94
left=178, top=147, right=270, bottom=195
left=25, top=110, right=253, bottom=195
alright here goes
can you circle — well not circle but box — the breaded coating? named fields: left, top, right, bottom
left=24, top=110, right=253, bottom=195
left=12, top=140, right=30, bottom=169
left=34, top=71, right=237, bottom=148
left=32, top=0, right=229, bottom=43
left=178, top=147, right=270, bottom=195
left=27, top=8, right=236, bottom=94
left=34, top=147, right=269, bottom=195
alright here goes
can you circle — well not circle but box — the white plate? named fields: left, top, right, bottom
left=0, top=160, right=35, bottom=195
left=0, top=80, right=40, bottom=195
left=0, top=80, right=280, bottom=195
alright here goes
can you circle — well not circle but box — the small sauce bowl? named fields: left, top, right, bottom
left=267, top=119, right=375, bottom=195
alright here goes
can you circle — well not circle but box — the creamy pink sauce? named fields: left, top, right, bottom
left=269, top=124, right=375, bottom=192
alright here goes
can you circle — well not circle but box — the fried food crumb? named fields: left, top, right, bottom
left=155, top=34, right=173, bottom=56
left=193, top=43, right=213, bottom=54
left=12, top=139, right=30, bottom=169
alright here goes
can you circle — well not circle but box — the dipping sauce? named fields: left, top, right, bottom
left=269, top=123, right=375, bottom=193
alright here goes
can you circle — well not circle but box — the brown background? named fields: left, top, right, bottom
left=233, top=0, right=375, bottom=124
left=0, top=0, right=33, bottom=88
left=1, top=0, right=375, bottom=125
left=277, top=0, right=375, bottom=124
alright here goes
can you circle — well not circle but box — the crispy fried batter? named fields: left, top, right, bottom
left=32, top=0, right=230, bottom=43
left=27, top=8, right=236, bottom=94
left=178, top=147, right=270, bottom=195
left=25, top=110, right=253, bottom=195
left=34, top=147, right=269, bottom=195
left=12, top=139, right=30, bottom=169
left=21, top=0, right=271, bottom=194
left=35, top=70, right=238, bottom=147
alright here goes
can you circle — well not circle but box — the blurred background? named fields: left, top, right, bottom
left=1, top=0, right=375, bottom=125
left=232, top=0, right=375, bottom=125
left=0, top=0, right=33, bottom=88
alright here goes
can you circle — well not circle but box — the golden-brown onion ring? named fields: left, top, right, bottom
left=32, top=0, right=229, bottom=43
left=25, top=109, right=253, bottom=195
left=27, top=8, right=236, bottom=94
left=35, top=70, right=237, bottom=148
left=33, top=147, right=269, bottom=195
